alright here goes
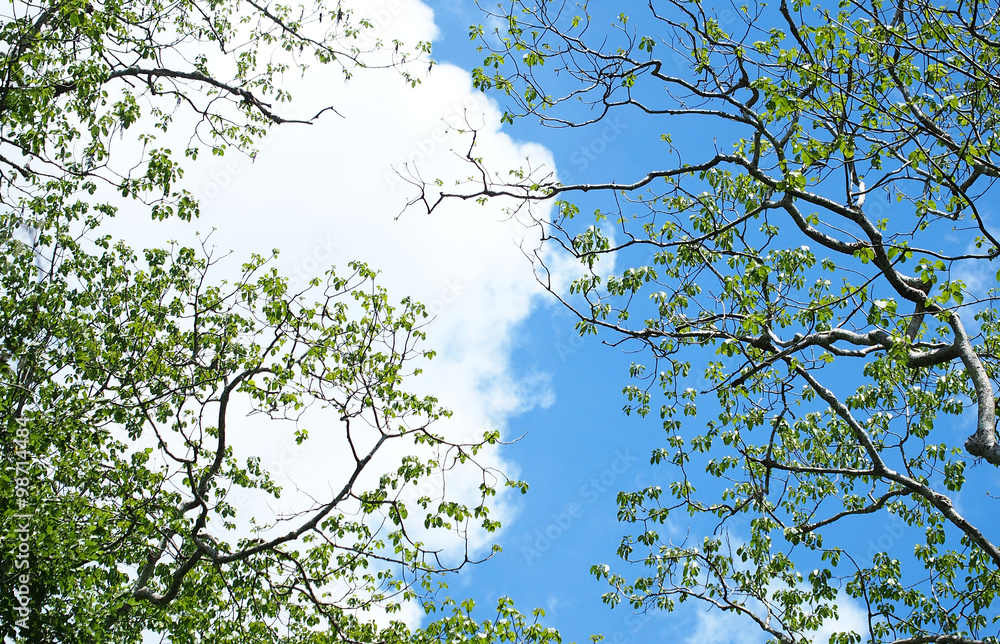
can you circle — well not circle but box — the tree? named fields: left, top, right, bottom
left=414, top=0, right=1000, bottom=641
left=0, top=2, right=557, bottom=642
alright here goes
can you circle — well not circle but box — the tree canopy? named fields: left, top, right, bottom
left=0, top=0, right=430, bottom=220
left=0, top=1, right=559, bottom=642
left=410, top=0, right=1000, bottom=641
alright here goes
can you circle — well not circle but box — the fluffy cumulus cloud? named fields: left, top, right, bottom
left=682, top=600, right=868, bottom=644
left=679, top=576, right=870, bottom=644
left=107, top=0, right=561, bottom=626
left=177, top=2, right=559, bottom=430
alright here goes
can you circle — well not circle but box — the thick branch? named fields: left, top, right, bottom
left=792, top=362, right=1000, bottom=567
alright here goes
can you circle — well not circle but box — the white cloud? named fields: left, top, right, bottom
left=105, top=0, right=562, bottom=627
left=680, top=581, right=869, bottom=644
left=685, top=608, right=763, bottom=644
left=683, top=596, right=868, bottom=644
left=672, top=531, right=869, bottom=644
left=814, top=598, right=869, bottom=644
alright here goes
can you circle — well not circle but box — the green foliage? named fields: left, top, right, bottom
left=0, top=0, right=428, bottom=223
left=0, top=202, right=520, bottom=641
left=416, top=596, right=562, bottom=644
left=435, top=0, right=1000, bottom=642
left=0, top=2, right=553, bottom=642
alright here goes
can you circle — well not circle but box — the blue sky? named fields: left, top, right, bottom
left=412, top=1, right=1000, bottom=637
left=402, top=3, right=939, bottom=641
left=415, top=3, right=720, bottom=641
